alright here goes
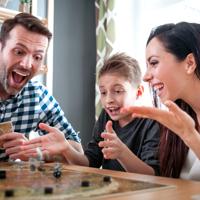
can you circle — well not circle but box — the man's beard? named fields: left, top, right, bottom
left=0, top=66, right=20, bottom=98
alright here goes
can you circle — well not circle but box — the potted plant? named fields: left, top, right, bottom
left=19, top=0, right=31, bottom=13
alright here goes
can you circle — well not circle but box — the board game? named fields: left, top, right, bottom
left=0, top=161, right=169, bottom=200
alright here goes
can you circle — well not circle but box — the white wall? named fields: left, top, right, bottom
left=114, top=0, right=200, bottom=106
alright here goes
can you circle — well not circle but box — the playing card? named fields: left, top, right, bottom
left=0, top=121, right=13, bottom=135
left=0, top=121, right=13, bottom=148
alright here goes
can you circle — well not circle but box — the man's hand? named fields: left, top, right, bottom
left=0, top=132, right=28, bottom=160
left=19, top=123, right=71, bottom=161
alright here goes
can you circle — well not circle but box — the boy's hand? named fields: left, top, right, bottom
left=99, top=120, right=126, bottom=160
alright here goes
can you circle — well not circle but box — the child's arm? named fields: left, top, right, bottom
left=99, top=121, right=155, bottom=175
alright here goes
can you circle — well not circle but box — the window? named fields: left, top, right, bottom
left=114, top=0, right=200, bottom=105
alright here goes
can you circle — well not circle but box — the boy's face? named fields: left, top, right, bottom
left=99, top=73, right=138, bottom=127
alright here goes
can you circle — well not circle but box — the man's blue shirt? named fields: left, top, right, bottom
left=0, top=80, right=80, bottom=142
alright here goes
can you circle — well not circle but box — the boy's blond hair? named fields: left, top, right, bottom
left=98, top=53, right=141, bottom=87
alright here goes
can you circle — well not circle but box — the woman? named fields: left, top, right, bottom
left=122, top=22, right=200, bottom=180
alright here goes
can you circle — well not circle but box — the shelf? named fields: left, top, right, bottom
left=0, top=7, right=19, bottom=22
left=0, top=6, right=47, bottom=25
left=0, top=0, right=54, bottom=91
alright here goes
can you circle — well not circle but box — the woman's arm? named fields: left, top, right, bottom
left=121, top=100, right=200, bottom=159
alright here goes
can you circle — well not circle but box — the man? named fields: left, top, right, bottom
left=0, top=13, right=82, bottom=161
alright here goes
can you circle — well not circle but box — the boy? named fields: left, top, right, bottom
left=21, top=53, right=160, bottom=175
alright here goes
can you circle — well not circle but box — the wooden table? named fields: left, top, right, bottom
left=0, top=162, right=199, bottom=200
left=65, top=165, right=200, bottom=200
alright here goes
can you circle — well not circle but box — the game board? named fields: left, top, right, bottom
left=0, top=162, right=170, bottom=200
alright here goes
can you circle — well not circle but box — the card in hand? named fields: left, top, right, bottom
left=0, top=121, right=13, bottom=135
left=0, top=121, right=13, bottom=148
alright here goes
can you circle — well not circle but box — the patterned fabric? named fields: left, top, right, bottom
left=95, top=0, right=116, bottom=118
left=0, top=80, right=80, bottom=143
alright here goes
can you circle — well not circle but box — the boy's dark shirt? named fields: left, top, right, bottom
left=84, top=109, right=160, bottom=174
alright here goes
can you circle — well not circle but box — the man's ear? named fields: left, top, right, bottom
left=137, top=85, right=144, bottom=98
left=185, top=53, right=196, bottom=74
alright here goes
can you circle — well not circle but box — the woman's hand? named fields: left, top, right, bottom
left=121, top=100, right=198, bottom=146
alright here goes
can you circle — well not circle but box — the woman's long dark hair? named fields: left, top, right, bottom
left=147, top=22, right=200, bottom=178
left=159, top=100, right=198, bottom=177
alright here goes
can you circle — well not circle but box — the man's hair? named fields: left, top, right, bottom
left=98, top=53, right=141, bottom=87
left=0, top=12, right=52, bottom=47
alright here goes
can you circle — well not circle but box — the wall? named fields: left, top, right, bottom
left=53, top=0, right=96, bottom=147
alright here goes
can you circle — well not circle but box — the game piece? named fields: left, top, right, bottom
left=54, top=162, right=61, bottom=170
left=38, top=165, right=45, bottom=172
left=0, top=170, right=6, bottom=179
left=44, top=187, right=53, bottom=194
left=29, top=158, right=37, bottom=172
left=0, top=149, right=8, bottom=161
left=29, top=157, right=45, bottom=173
left=103, top=176, right=111, bottom=183
left=53, top=170, right=62, bottom=178
left=14, top=158, right=22, bottom=163
left=53, top=162, right=62, bottom=178
left=5, top=189, right=14, bottom=197
left=81, top=180, right=90, bottom=187
left=30, top=164, right=36, bottom=172
left=12, top=159, right=24, bottom=171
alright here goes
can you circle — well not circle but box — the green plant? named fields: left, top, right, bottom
left=20, top=0, right=30, bottom=3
